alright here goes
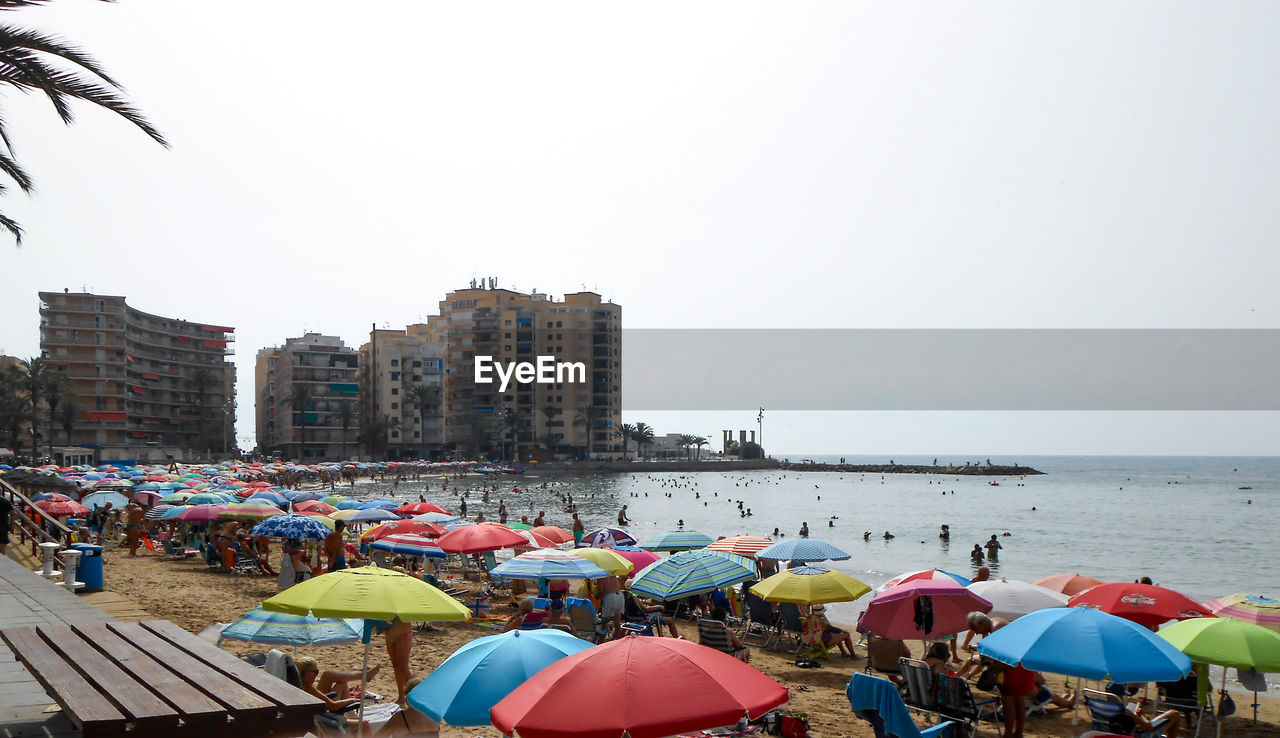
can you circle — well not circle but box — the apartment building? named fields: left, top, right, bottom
left=427, top=281, right=621, bottom=460
left=37, top=291, right=235, bottom=462
left=357, top=324, right=445, bottom=460
left=255, top=333, right=358, bottom=461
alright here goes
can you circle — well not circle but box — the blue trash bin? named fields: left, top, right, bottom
left=71, top=543, right=103, bottom=591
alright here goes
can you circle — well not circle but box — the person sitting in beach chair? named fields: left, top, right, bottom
left=866, top=635, right=912, bottom=683
left=503, top=598, right=548, bottom=632
left=1083, top=683, right=1182, bottom=738
left=849, top=673, right=959, bottom=738
left=1025, top=672, right=1077, bottom=715
left=699, top=606, right=751, bottom=661
left=623, top=588, right=679, bottom=637
left=808, top=604, right=855, bottom=658
left=296, top=656, right=381, bottom=733
left=541, top=599, right=577, bottom=636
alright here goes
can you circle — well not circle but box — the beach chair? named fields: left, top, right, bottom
left=698, top=619, right=749, bottom=660
left=899, top=658, right=941, bottom=723
left=1157, top=672, right=1211, bottom=737
left=741, top=592, right=780, bottom=648
left=232, top=552, right=262, bottom=576
left=848, top=673, right=959, bottom=738
left=798, top=610, right=834, bottom=661
left=936, top=674, right=1000, bottom=737
left=711, top=588, right=744, bottom=627
left=775, top=603, right=805, bottom=652
left=1082, top=688, right=1176, bottom=738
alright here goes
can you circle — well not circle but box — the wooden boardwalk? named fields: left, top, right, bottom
left=0, top=553, right=114, bottom=737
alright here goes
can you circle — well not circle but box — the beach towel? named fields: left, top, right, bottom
left=142, top=531, right=156, bottom=551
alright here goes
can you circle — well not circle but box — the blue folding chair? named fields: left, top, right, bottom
left=848, top=673, right=958, bottom=738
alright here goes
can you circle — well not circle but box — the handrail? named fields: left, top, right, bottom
left=1, top=477, right=75, bottom=567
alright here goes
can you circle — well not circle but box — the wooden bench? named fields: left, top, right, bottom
left=1, top=619, right=325, bottom=738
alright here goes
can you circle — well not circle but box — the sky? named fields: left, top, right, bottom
left=1, top=1, right=1278, bottom=454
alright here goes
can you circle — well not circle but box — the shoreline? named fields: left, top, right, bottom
left=527, top=459, right=1045, bottom=476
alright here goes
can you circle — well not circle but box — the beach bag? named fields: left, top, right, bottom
left=779, top=714, right=809, bottom=738
left=976, top=665, right=1000, bottom=692
left=1218, top=691, right=1236, bottom=717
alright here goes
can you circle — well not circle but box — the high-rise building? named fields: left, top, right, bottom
left=357, top=324, right=445, bottom=460
left=427, top=282, right=621, bottom=460
left=37, top=291, right=235, bottom=462
left=254, top=333, right=359, bottom=461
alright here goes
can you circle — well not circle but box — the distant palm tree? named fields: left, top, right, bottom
left=41, top=371, right=69, bottom=457
left=572, top=404, right=599, bottom=459
left=405, top=384, right=440, bottom=454
left=19, top=357, right=51, bottom=457
left=185, top=367, right=216, bottom=452
left=0, top=1, right=168, bottom=244
left=633, top=422, right=654, bottom=460
left=500, top=407, right=527, bottom=461
left=0, top=362, right=28, bottom=456
left=283, top=383, right=315, bottom=461
left=53, top=394, right=77, bottom=447
left=692, top=435, right=709, bottom=461
left=538, top=405, right=562, bottom=454
left=336, top=400, right=355, bottom=460
left=677, top=434, right=697, bottom=460
left=613, top=423, right=635, bottom=461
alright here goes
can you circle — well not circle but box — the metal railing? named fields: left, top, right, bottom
left=1, top=477, right=76, bottom=573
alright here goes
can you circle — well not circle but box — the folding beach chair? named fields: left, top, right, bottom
left=899, top=658, right=941, bottom=724
left=848, top=673, right=959, bottom=738
left=741, top=591, right=780, bottom=648
left=936, top=673, right=1001, bottom=737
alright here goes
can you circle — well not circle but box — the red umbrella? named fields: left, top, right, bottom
left=35, top=500, right=90, bottom=517
left=858, top=579, right=992, bottom=640
left=530, top=525, right=574, bottom=544
left=1033, top=573, right=1105, bottom=596
left=1068, top=582, right=1215, bottom=627
left=394, top=502, right=451, bottom=516
left=491, top=635, right=788, bottom=738
left=294, top=500, right=337, bottom=514
left=434, top=522, right=528, bottom=554
left=360, top=519, right=446, bottom=542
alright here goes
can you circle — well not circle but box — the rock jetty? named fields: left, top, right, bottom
left=777, top=462, right=1042, bottom=476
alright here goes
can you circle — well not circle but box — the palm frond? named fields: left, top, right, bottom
left=0, top=142, right=32, bottom=192
left=0, top=208, right=21, bottom=244
left=0, top=26, right=121, bottom=86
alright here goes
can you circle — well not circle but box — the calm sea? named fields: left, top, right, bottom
left=351, top=455, right=1278, bottom=627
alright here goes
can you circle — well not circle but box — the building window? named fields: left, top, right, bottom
left=413, top=431, right=420, bottom=438
left=556, top=321, right=563, bottom=328
left=391, top=388, right=398, bottom=395
left=391, top=430, right=400, bottom=438
left=391, top=402, right=398, bottom=409
left=391, top=359, right=399, bottom=366
left=411, top=361, right=421, bottom=367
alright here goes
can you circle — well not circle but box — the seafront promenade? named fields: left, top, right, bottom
left=0, top=553, right=112, bottom=736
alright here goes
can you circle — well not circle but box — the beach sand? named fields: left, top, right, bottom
left=100, top=548, right=1279, bottom=738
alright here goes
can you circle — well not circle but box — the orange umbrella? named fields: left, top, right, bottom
left=530, top=526, right=573, bottom=544
left=435, top=522, right=529, bottom=554
left=1032, top=573, right=1105, bottom=596
left=704, top=535, right=774, bottom=558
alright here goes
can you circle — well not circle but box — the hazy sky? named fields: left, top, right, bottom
left=1, top=2, right=1278, bottom=454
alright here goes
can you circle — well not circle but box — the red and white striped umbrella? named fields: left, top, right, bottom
left=1203, top=593, right=1280, bottom=632
left=704, top=535, right=774, bottom=558
left=878, top=569, right=972, bottom=592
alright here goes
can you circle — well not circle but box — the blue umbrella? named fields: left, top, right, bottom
left=977, top=606, right=1192, bottom=682
left=368, top=536, right=447, bottom=559
left=755, top=538, right=851, bottom=563
left=335, top=499, right=364, bottom=510
left=186, top=492, right=227, bottom=505
left=638, top=530, right=715, bottom=551
left=358, top=500, right=399, bottom=510
left=343, top=508, right=401, bottom=523
left=250, top=513, right=332, bottom=540
left=80, top=491, right=129, bottom=510
left=248, top=490, right=288, bottom=505
left=407, top=629, right=592, bottom=726
left=629, top=550, right=757, bottom=601
left=221, top=606, right=363, bottom=647
left=489, top=550, right=610, bottom=580
left=160, top=506, right=187, bottom=520
left=414, top=512, right=459, bottom=523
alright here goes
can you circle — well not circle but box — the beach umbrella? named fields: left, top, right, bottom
left=490, top=549, right=610, bottom=580
left=749, top=566, right=871, bottom=605
left=159, top=506, right=187, bottom=520
left=530, top=525, right=574, bottom=544
left=629, top=550, right=756, bottom=601
left=221, top=606, right=363, bottom=652
left=368, top=534, right=447, bottom=559
left=408, top=629, right=592, bottom=727
left=579, top=527, right=636, bottom=548
left=185, top=492, right=227, bottom=506
left=639, top=530, right=716, bottom=551
left=175, top=504, right=228, bottom=522
left=704, top=535, right=775, bottom=558
left=294, top=500, right=337, bottom=515
left=413, top=512, right=457, bottom=524
left=145, top=504, right=175, bottom=520
left=755, top=538, right=851, bottom=563
left=395, top=502, right=451, bottom=516
left=131, top=490, right=164, bottom=505
left=514, top=529, right=559, bottom=549
left=289, top=492, right=327, bottom=503
left=491, top=634, right=789, bottom=738
left=157, top=491, right=194, bottom=505
left=35, top=499, right=90, bottom=517
left=80, top=491, right=128, bottom=510
left=358, top=500, right=399, bottom=510
left=435, top=522, right=529, bottom=554
left=1069, top=582, right=1214, bottom=627
left=217, top=503, right=284, bottom=521
left=571, top=547, right=634, bottom=576
left=1032, top=573, right=1105, bottom=596
left=878, top=569, right=972, bottom=591
left=263, top=567, right=472, bottom=738
left=247, top=490, right=289, bottom=505
left=1203, top=593, right=1280, bottom=632
left=967, top=579, right=1070, bottom=620
left=859, top=579, right=992, bottom=640
left=334, top=499, right=364, bottom=511
left=1158, top=617, right=1280, bottom=672
left=30, top=492, right=70, bottom=503
left=505, top=521, right=534, bottom=530
left=609, top=545, right=661, bottom=571
left=321, top=495, right=349, bottom=505
left=977, top=606, right=1191, bottom=683
left=250, top=513, right=332, bottom=540
left=344, top=508, right=402, bottom=523
left=362, top=519, right=446, bottom=542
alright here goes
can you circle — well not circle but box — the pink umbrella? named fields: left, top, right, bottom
left=611, top=547, right=661, bottom=572
left=175, top=504, right=229, bottom=522
left=858, top=579, right=992, bottom=640
left=132, top=490, right=164, bottom=505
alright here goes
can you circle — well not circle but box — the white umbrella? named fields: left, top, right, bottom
left=967, top=578, right=1069, bottom=620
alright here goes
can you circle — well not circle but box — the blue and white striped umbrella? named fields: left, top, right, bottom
left=250, top=513, right=332, bottom=540
left=343, top=508, right=401, bottom=523
left=638, top=530, right=715, bottom=551
left=145, top=504, right=175, bottom=520
left=221, top=606, right=363, bottom=647
left=80, top=491, right=129, bottom=510
left=629, top=550, right=756, bottom=601
left=368, top=533, right=448, bottom=559
left=489, top=549, right=610, bottom=580
left=755, top=538, right=851, bottom=563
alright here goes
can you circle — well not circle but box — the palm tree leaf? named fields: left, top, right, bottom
left=0, top=25, right=122, bottom=86
left=26, top=64, right=167, bottom=146
left=0, top=141, right=32, bottom=191
left=0, top=207, right=21, bottom=244
left=0, top=46, right=75, bottom=124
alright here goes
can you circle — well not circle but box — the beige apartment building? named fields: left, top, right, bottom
left=37, top=291, right=236, bottom=463
left=357, top=324, right=445, bottom=460
left=427, top=281, right=621, bottom=460
left=255, top=333, right=358, bottom=461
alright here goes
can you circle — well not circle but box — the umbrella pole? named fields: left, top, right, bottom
left=1216, top=669, right=1226, bottom=738
left=358, top=620, right=372, bottom=738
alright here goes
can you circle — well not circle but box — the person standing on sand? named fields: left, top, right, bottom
left=325, top=520, right=348, bottom=573
left=125, top=502, right=144, bottom=556
left=381, top=617, right=414, bottom=703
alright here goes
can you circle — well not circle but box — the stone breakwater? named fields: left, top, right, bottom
left=776, top=462, right=1043, bottom=476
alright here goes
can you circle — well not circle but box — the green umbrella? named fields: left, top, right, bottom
left=1158, top=617, right=1280, bottom=736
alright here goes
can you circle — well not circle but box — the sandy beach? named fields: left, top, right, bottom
left=99, top=547, right=1280, bottom=738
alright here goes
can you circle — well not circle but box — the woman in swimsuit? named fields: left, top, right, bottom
left=382, top=617, right=414, bottom=703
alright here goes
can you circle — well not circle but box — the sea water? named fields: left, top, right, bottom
left=350, top=454, right=1277, bottom=627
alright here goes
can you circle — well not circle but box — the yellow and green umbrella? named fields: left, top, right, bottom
left=573, top=547, right=634, bottom=576
left=749, top=565, right=871, bottom=604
